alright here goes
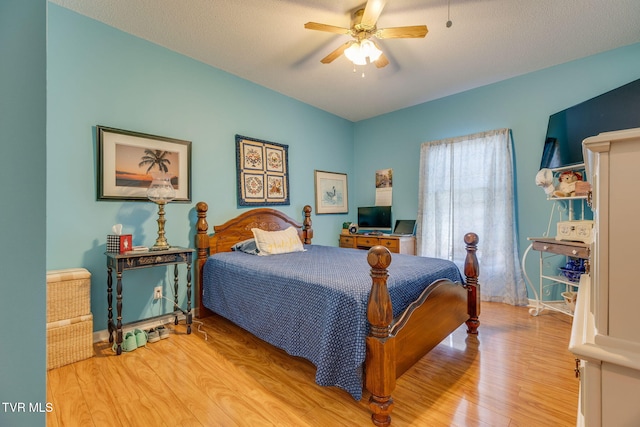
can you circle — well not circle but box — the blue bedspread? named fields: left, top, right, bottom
left=202, top=244, right=463, bottom=400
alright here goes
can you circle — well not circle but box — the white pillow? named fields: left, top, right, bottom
left=251, top=226, right=305, bottom=256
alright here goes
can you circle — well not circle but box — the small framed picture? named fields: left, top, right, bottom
left=314, top=170, right=348, bottom=214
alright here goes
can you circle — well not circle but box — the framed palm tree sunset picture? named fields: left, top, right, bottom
left=97, top=125, right=191, bottom=201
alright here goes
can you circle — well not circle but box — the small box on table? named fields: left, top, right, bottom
left=107, top=234, right=132, bottom=253
left=574, top=181, right=591, bottom=197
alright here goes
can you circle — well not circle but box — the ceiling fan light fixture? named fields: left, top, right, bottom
left=344, top=42, right=366, bottom=65
left=344, top=40, right=382, bottom=65
left=305, top=0, right=423, bottom=69
left=361, top=39, right=382, bottom=61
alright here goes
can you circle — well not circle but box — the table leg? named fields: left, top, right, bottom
left=186, top=261, right=192, bottom=334
left=116, top=270, right=123, bottom=355
left=107, top=266, right=114, bottom=343
left=174, top=264, right=179, bottom=325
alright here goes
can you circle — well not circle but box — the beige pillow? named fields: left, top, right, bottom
left=251, top=226, right=304, bottom=256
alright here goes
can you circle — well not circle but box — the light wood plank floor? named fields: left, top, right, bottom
left=47, top=302, right=578, bottom=426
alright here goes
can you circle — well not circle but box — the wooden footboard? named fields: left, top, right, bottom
left=365, top=233, right=480, bottom=427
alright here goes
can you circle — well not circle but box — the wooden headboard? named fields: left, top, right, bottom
left=194, top=202, right=313, bottom=317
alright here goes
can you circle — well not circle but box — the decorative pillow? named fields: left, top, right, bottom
left=231, top=238, right=260, bottom=255
left=251, top=226, right=305, bottom=256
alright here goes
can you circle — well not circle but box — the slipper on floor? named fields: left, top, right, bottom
left=147, top=328, right=160, bottom=343
left=157, top=325, right=170, bottom=340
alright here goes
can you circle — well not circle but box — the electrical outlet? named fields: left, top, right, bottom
left=153, top=286, right=162, bottom=300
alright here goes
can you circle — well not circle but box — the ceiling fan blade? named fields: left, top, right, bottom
left=360, top=0, right=387, bottom=28
left=321, top=42, right=352, bottom=64
left=304, top=22, right=351, bottom=35
left=377, top=25, right=428, bottom=39
left=374, top=52, right=389, bottom=68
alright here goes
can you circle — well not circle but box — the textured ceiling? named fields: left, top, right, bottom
left=50, top=0, right=640, bottom=121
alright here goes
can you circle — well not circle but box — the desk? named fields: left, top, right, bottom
left=106, top=247, right=194, bottom=355
left=339, top=233, right=416, bottom=255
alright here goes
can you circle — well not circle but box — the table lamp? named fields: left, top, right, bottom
left=146, top=173, right=176, bottom=251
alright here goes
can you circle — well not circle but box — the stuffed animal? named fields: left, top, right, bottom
left=553, top=170, right=582, bottom=197
left=535, top=168, right=555, bottom=196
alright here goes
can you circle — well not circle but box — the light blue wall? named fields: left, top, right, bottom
left=0, top=1, right=47, bottom=426
left=47, top=4, right=353, bottom=330
left=354, top=43, right=640, bottom=296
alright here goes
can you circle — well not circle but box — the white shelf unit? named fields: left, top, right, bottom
left=523, top=163, right=590, bottom=317
left=523, top=237, right=589, bottom=317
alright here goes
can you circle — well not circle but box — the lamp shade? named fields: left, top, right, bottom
left=360, top=40, right=382, bottom=61
left=344, top=40, right=382, bottom=66
left=344, top=42, right=367, bottom=65
left=147, top=173, right=176, bottom=203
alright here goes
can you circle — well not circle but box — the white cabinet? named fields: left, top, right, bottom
left=570, top=128, right=640, bottom=427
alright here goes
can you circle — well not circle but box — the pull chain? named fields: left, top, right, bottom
left=353, top=65, right=366, bottom=78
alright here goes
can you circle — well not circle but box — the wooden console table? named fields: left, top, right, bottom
left=339, top=233, right=416, bottom=255
left=105, top=247, right=194, bottom=355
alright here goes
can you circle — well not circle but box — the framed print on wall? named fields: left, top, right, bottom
left=314, top=170, right=348, bottom=214
left=97, top=126, right=192, bottom=202
left=236, top=134, right=289, bottom=206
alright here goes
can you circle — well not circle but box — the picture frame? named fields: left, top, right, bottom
left=314, top=170, right=348, bottom=214
left=236, top=134, right=289, bottom=206
left=97, top=126, right=192, bottom=202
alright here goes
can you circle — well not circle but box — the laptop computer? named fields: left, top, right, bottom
left=391, top=219, right=416, bottom=236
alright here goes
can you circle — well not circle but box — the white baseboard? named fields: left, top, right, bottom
left=92, top=313, right=186, bottom=343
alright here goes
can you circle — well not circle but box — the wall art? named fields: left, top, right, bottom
left=97, top=125, right=191, bottom=202
left=314, top=170, right=348, bottom=214
left=236, top=134, right=289, bottom=206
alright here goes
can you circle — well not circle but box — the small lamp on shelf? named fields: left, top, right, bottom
left=147, top=172, right=176, bottom=251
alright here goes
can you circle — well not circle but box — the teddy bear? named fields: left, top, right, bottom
left=553, top=170, right=582, bottom=197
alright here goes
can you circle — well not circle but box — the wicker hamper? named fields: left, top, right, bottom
left=46, top=268, right=93, bottom=369
left=46, top=268, right=91, bottom=323
left=46, top=315, right=93, bottom=370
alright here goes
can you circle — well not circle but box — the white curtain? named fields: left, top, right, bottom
left=417, top=128, right=528, bottom=305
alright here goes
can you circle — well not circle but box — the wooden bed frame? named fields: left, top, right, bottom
left=194, top=202, right=480, bottom=427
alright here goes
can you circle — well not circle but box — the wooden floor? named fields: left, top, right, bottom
left=47, top=302, right=578, bottom=426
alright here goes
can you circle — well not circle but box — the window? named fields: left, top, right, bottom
left=417, top=128, right=527, bottom=305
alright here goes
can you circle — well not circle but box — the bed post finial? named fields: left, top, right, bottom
left=195, top=202, right=209, bottom=242
left=302, top=205, right=313, bottom=244
left=195, top=202, right=209, bottom=254
left=464, top=232, right=480, bottom=334
left=366, top=246, right=395, bottom=427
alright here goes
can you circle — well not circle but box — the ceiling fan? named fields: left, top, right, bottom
left=304, top=0, right=428, bottom=68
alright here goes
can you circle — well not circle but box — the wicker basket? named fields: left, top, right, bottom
left=46, top=315, right=93, bottom=370
left=46, top=268, right=93, bottom=369
left=46, top=268, right=91, bottom=323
